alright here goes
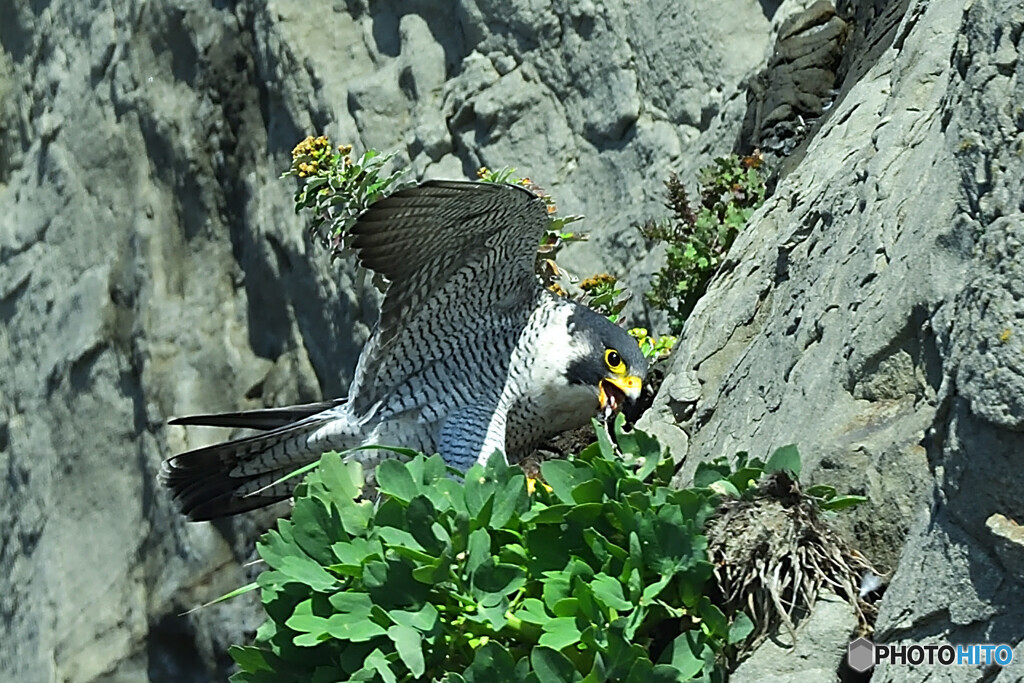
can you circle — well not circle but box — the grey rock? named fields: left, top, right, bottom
left=738, top=1, right=850, bottom=156
left=987, top=514, right=1024, bottom=586
left=641, top=0, right=1024, bottom=680
left=731, top=593, right=858, bottom=683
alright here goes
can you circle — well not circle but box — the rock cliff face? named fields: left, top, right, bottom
left=1, top=0, right=1020, bottom=681
left=643, top=0, right=1024, bottom=680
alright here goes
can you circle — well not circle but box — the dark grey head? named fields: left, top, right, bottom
left=564, top=304, right=648, bottom=423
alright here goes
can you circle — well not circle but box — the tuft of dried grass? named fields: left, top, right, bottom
left=707, top=471, right=882, bottom=656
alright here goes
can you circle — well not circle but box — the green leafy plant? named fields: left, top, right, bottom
left=283, top=136, right=409, bottom=259
left=229, top=423, right=774, bottom=682
left=225, top=424, right=874, bottom=682
left=627, top=328, right=677, bottom=361
left=640, top=153, right=768, bottom=335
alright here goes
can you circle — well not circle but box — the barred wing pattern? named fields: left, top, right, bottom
left=347, top=181, right=550, bottom=416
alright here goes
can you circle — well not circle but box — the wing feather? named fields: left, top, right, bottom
left=346, top=180, right=550, bottom=412
left=351, top=180, right=547, bottom=340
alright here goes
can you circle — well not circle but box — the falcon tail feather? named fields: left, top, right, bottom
left=167, top=398, right=347, bottom=431
left=162, top=404, right=353, bottom=521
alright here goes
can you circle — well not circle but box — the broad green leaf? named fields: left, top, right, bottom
left=377, top=526, right=426, bottom=553
left=325, top=614, right=388, bottom=642
left=521, top=503, right=574, bottom=525
left=624, top=657, right=653, bottom=683
left=285, top=600, right=327, bottom=636
left=277, top=554, right=338, bottom=592
left=623, top=603, right=646, bottom=640
left=819, top=494, right=869, bottom=511
left=387, top=603, right=439, bottom=632
left=708, top=479, right=740, bottom=497
left=728, top=611, right=755, bottom=645
left=464, top=467, right=497, bottom=521
left=339, top=499, right=373, bottom=536
left=364, top=558, right=427, bottom=609
left=376, top=459, right=419, bottom=502
left=290, top=497, right=337, bottom=566
left=328, top=591, right=373, bottom=616
left=465, top=528, right=491, bottom=574
left=229, top=645, right=275, bottom=673
left=571, top=479, right=605, bottom=504
left=476, top=602, right=510, bottom=631
left=498, top=542, right=529, bottom=566
left=640, top=574, right=672, bottom=604
left=515, top=598, right=551, bottom=626
left=411, top=554, right=450, bottom=584
left=434, top=477, right=469, bottom=516
left=473, top=560, right=526, bottom=602
left=387, top=624, right=424, bottom=678
left=656, top=632, right=706, bottom=679
left=551, top=597, right=579, bottom=617
left=464, top=642, right=517, bottom=683
left=361, top=648, right=398, bottom=683
left=805, top=484, right=837, bottom=500
left=650, top=663, right=699, bottom=682
left=318, top=451, right=362, bottom=499
left=406, top=495, right=444, bottom=553
left=332, top=537, right=382, bottom=569
left=692, top=460, right=730, bottom=488
left=491, top=474, right=528, bottom=528
left=542, top=571, right=571, bottom=611
left=697, top=596, right=728, bottom=638
left=564, top=502, right=603, bottom=525
left=531, top=647, right=581, bottom=683
left=676, top=560, right=715, bottom=607
left=592, top=417, right=616, bottom=459
left=583, top=528, right=628, bottom=564
left=765, top=444, right=801, bottom=477
left=538, top=460, right=582, bottom=504
left=539, top=617, right=582, bottom=650
left=591, top=573, right=633, bottom=611
left=728, top=465, right=765, bottom=494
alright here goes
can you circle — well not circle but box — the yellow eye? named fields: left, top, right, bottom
left=605, top=349, right=626, bottom=374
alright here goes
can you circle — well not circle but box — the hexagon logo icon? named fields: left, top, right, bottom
left=848, top=637, right=876, bottom=672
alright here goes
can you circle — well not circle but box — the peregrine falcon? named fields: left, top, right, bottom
left=162, top=180, right=647, bottom=520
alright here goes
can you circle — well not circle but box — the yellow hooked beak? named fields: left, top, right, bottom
left=598, top=375, right=643, bottom=418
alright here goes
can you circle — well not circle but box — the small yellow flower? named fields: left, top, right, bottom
left=999, top=328, right=1012, bottom=343
left=580, top=273, right=617, bottom=291
left=526, top=477, right=553, bottom=495
left=291, top=135, right=315, bottom=159
left=477, top=167, right=490, bottom=179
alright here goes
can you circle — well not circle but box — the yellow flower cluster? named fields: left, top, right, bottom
left=579, top=273, right=617, bottom=291
left=292, top=135, right=330, bottom=160
left=291, top=135, right=334, bottom=177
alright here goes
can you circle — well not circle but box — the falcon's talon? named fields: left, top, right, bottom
left=161, top=180, right=647, bottom=521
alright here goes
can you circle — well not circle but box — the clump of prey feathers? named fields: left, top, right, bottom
left=162, top=181, right=646, bottom=520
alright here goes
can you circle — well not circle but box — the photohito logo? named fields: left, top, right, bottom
left=848, top=638, right=1014, bottom=672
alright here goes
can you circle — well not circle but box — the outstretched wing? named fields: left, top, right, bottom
left=347, top=180, right=550, bottom=413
